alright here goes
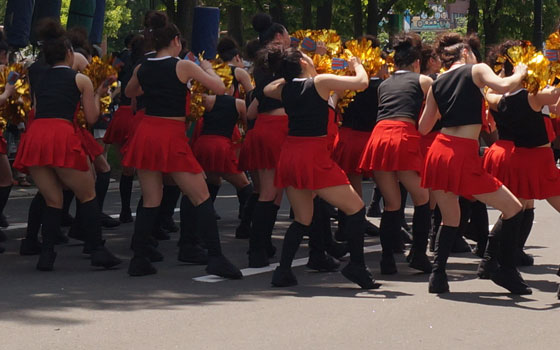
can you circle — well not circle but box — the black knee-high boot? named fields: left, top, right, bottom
left=335, top=210, right=347, bottom=242
left=36, top=206, right=62, bottom=271
left=177, top=196, right=208, bottom=264
left=379, top=210, right=401, bottom=274
left=408, top=202, right=432, bottom=273
left=60, top=190, right=74, bottom=227
left=207, top=183, right=221, bottom=219
left=68, top=201, right=84, bottom=241
left=477, top=217, right=503, bottom=279
left=129, top=206, right=160, bottom=276
left=307, top=197, right=340, bottom=272
left=491, top=211, right=531, bottom=294
left=195, top=198, right=242, bottom=279
left=341, top=207, right=376, bottom=289
left=20, top=193, right=45, bottom=255
left=272, top=221, right=310, bottom=287
left=515, top=208, right=534, bottom=266
left=452, top=197, right=472, bottom=253
left=367, top=186, right=383, bottom=218
left=429, top=205, right=442, bottom=252
left=319, top=199, right=348, bottom=259
left=470, top=201, right=489, bottom=258
left=235, top=185, right=254, bottom=239
left=248, top=200, right=276, bottom=267
left=119, top=174, right=134, bottom=223
left=80, top=197, right=122, bottom=268
left=159, top=185, right=180, bottom=232
left=0, top=185, right=11, bottom=242
left=265, top=204, right=279, bottom=257
left=96, top=171, right=120, bottom=228
left=429, top=225, right=458, bottom=293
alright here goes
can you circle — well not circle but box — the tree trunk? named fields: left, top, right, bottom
left=467, top=0, right=479, bottom=34
left=366, top=0, right=379, bottom=36
left=302, top=0, right=312, bottom=29
left=482, top=0, right=504, bottom=52
left=316, top=0, right=333, bottom=29
left=270, top=0, right=284, bottom=25
left=175, top=0, right=195, bottom=49
left=351, top=0, right=363, bottom=38
left=227, top=4, right=243, bottom=47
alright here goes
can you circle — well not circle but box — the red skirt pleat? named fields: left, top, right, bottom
left=332, top=127, right=371, bottom=175
left=192, top=134, right=241, bottom=174
left=420, top=130, right=439, bottom=158
left=78, top=128, right=104, bottom=160
left=482, top=140, right=514, bottom=183
left=506, top=146, right=560, bottom=199
left=121, top=116, right=203, bottom=174
left=326, top=108, right=338, bottom=153
left=275, top=136, right=350, bottom=190
left=231, top=126, right=243, bottom=152
left=0, top=135, right=7, bottom=154
left=237, top=114, right=288, bottom=171
left=359, top=120, right=424, bottom=175
left=13, top=118, right=90, bottom=173
left=422, top=133, right=502, bottom=199
left=103, top=105, right=136, bottom=145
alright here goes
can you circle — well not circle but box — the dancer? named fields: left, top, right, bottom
left=419, top=32, right=529, bottom=294
left=358, top=33, right=433, bottom=275
left=123, top=12, right=241, bottom=278
left=13, top=19, right=121, bottom=271
left=264, top=47, right=375, bottom=288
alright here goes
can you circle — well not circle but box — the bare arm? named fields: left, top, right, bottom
left=235, top=68, right=254, bottom=93
left=236, top=98, right=247, bottom=127
left=125, top=64, right=143, bottom=98
left=534, top=86, right=560, bottom=108
left=247, top=98, right=259, bottom=120
left=472, top=63, right=527, bottom=94
left=0, top=84, right=15, bottom=105
left=419, top=74, right=433, bottom=97
left=484, top=90, right=503, bottom=111
left=76, top=73, right=102, bottom=125
left=418, top=87, right=440, bottom=135
left=263, top=78, right=285, bottom=101
left=314, top=58, right=369, bottom=100
left=177, top=60, right=226, bottom=95
left=72, top=52, right=89, bottom=72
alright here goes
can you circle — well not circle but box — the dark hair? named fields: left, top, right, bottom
left=129, top=35, right=146, bottom=63
left=360, top=35, right=381, bottom=48
left=267, top=47, right=303, bottom=81
left=37, top=19, right=72, bottom=66
left=466, top=34, right=482, bottom=63
left=142, top=10, right=159, bottom=50
left=252, top=13, right=286, bottom=47
left=124, top=33, right=135, bottom=48
left=436, top=32, right=473, bottom=69
left=392, top=32, right=422, bottom=69
left=420, top=44, right=438, bottom=73
left=0, top=30, right=7, bottom=54
left=217, top=36, right=240, bottom=62
left=244, top=39, right=261, bottom=62
left=146, top=11, right=180, bottom=51
left=67, top=26, right=92, bottom=57
left=487, top=39, right=524, bottom=77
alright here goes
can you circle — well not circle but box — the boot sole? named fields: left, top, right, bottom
left=341, top=268, right=376, bottom=289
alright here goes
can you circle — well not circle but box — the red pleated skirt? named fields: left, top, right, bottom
left=422, top=133, right=502, bottom=199
left=275, top=136, right=350, bottom=190
left=78, top=128, right=104, bottom=160
left=506, top=146, right=560, bottom=199
left=13, top=118, right=90, bottom=173
left=192, top=134, right=241, bottom=174
left=482, top=140, right=514, bottom=183
left=237, top=114, right=288, bottom=171
left=0, top=135, right=7, bottom=154
left=103, top=105, right=137, bottom=145
left=326, top=108, right=338, bottom=153
left=420, top=130, right=440, bottom=158
left=121, top=116, right=203, bottom=174
left=231, top=126, right=243, bottom=153
left=359, top=120, right=424, bottom=175
left=332, top=127, right=371, bottom=175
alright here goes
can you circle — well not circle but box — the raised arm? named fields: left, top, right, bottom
left=125, top=64, right=143, bottom=98
left=472, top=63, right=527, bottom=94
left=263, top=78, right=285, bottom=101
left=177, top=59, right=226, bottom=95
left=235, top=67, right=254, bottom=93
left=76, top=73, right=110, bottom=125
left=0, top=83, right=15, bottom=105
left=314, top=57, right=369, bottom=99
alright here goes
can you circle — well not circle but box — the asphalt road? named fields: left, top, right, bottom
left=1, top=182, right=559, bottom=349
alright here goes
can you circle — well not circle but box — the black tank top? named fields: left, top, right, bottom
left=282, top=78, right=329, bottom=137
left=28, top=56, right=50, bottom=102
left=377, top=71, right=423, bottom=122
left=34, top=66, right=81, bottom=122
left=489, top=109, right=515, bottom=141
left=498, top=89, right=554, bottom=147
left=254, top=65, right=283, bottom=113
left=432, top=64, right=484, bottom=127
left=201, top=95, right=239, bottom=138
left=118, top=54, right=135, bottom=106
left=137, top=56, right=189, bottom=117
left=231, top=66, right=240, bottom=98
left=343, top=78, right=382, bottom=132
left=134, top=51, right=156, bottom=111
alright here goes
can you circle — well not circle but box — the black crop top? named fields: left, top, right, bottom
left=118, top=54, right=135, bottom=106
left=134, top=51, right=157, bottom=112
left=201, top=95, right=239, bottom=138
left=34, top=66, right=81, bottom=122
left=282, top=78, right=329, bottom=137
left=498, top=89, right=555, bottom=148
left=28, top=57, right=50, bottom=101
left=137, top=56, right=189, bottom=117
left=377, top=71, right=423, bottom=122
left=489, top=109, right=515, bottom=141
left=343, top=78, right=382, bottom=132
left=432, top=64, right=484, bottom=128
left=254, top=65, right=284, bottom=113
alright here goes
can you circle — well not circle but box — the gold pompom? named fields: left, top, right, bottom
left=0, top=63, right=32, bottom=126
left=505, top=44, right=552, bottom=94
left=291, top=29, right=342, bottom=56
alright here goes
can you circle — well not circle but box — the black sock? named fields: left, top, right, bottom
left=132, top=206, right=160, bottom=256
left=62, top=190, right=74, bottom=217
left=250, top=201, right=276, bottom=253
left=0, top=185, right=12, bottom=218
left=518, top=208, right=534, bottom=250
left=236, top=184, right=253, bottom=218
left=470, top=201, right=489, bottom=250
left=207, top=183, right=221, bottom=203
left=80, top=197, right=103, bottom=250
left=372, top=186, right=382, bottom=204
left=309, top=197, right=327, bottom=260
left=95, top=171, right=111, bottom=211
left=432, top=225, right=458, bottom=273
left=399, top=183, right=408, bottom=226
left=319, top=199, right=335, bottom=248
left=240, top=192, right=259, bottom=228
left=194, top=198, right=223, bottom=256
left=179, top=196, right=197, bottom=246
left=26, top=193, right=45, bottom=241
left=345, top=207, right=366, bottom=264
left=457, top=197, right=473, bottom=239
left=41, top=206, right=62, bottom=251
left=379, top=210, right=401, bottom=256
left=484, top=217, right=503, bottom=261
left=499, top=211, right=524, bottom=268
left=412, top=202, right=431, bottom=254
left=279, top=221, right=309, bottom=269
left=119, top=175, right=133, bottom=213
left=433, top=205, right=442, bottom=234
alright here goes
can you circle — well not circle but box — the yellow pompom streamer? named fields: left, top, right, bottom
left=505, top=44, right=552, bottom=94
left=0, top=63, right=32, bottom=131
